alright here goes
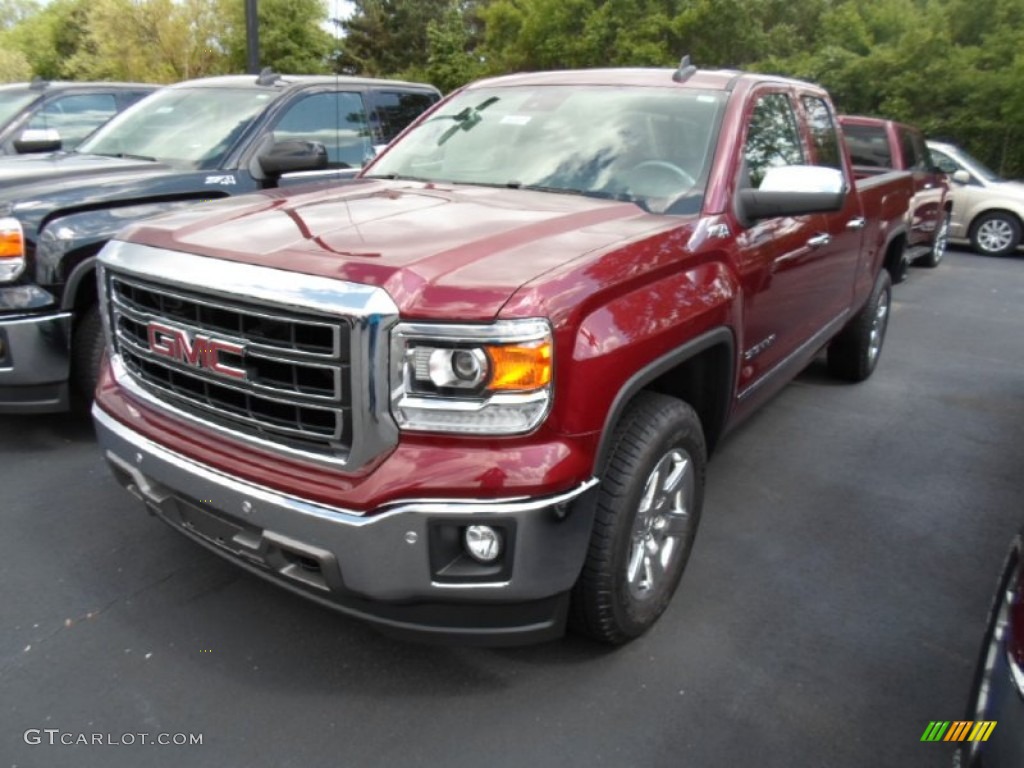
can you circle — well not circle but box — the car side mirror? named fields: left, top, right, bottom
left=257, top=140, right=328, bottom=179
left=14, top=128, right=62, bottom=154
left=951, top=170, right=971, bottom=185
left=737, top=165, right=846, bottom=225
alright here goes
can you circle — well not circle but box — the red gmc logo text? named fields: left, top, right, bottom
left=146, top=322, right=247, bottom=381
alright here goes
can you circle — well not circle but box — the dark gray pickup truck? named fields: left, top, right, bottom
left=0, top=72, right=439, bottom=413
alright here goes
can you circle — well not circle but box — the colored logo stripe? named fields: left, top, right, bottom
left=920, top=721, right=996, bottom=742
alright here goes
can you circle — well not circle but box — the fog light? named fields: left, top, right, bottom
left=464, top=525, right=502, bottom=563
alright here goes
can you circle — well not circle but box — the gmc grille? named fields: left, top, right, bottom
left=109, top=274, right=353, bottom=459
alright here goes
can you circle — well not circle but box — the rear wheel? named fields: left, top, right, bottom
left=570, top=392, right=706, bottom=645
left=970, top=212, right=1021, bottom=256
left=827, top=269, right=892, bottom=382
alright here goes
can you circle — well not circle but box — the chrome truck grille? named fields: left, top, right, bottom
left=97, top=242, right=400, bottom=468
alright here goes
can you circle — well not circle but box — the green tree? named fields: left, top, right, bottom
left=219, top=0, right=334, bottom=73
left=67, top=0, right=230, bottom=82
left=4, top=0, right=91, bottom=79
left=0, top=45, right=31, bottom=81
left=0, top=0, right=38, bottom=29
left=337, top=0, right=452, bottom=76
left=407, top=2, right=485, bottom=92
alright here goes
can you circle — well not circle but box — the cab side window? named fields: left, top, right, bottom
left=29, top=93, right=118, bottom=150
left=272, top=91, right=372, bottom=169
left=800, top=95, right=842, bottom=170
left=743, top=92, right=805, bottom=188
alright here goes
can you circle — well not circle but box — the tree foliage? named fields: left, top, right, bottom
left=68, top=0, right=231, bottom=82
left=0, top=0, right=1022, bottom=175
left=0, top=0, right=334, bottom=83
left=219, top=0, right=334, bottom=74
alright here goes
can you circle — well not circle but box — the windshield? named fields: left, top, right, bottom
left=0, top=90, right=39, bottom=127
left=934, top=144, right=1002, bottom=182
left=78, top=87, right=275, bottom=169
left=366, top=85, right=728, bottom=214
left=955, top=147, right=1001, bottom=182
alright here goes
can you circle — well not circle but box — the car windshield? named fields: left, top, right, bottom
left=366, top=85, right=728, bottom=214
left=0, top=90, right=39, bottom=127
left=957, top=148, right=1002, bottom=182
left=78, top=87, right=275, bottom=169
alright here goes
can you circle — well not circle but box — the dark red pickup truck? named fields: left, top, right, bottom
left=92, top=66, right=913, bottom=645
left=840, top=115, right=951, bottom=275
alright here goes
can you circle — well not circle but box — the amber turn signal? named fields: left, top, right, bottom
left=0, top=218, right=23, bottom=259
left=485, top=341, right=552, bottom=391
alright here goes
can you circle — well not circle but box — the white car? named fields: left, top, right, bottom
left=928, top=140, right=1024, bottom=256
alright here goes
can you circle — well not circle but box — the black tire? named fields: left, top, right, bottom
left=570, top=391, right=706, bottom=645
left=71, top=304, right=105, bottom=403
left=827, top=269, right=892, bottom=382
left=916, top=212, right=949, bottom=268
left=970, top=211, right=1021, bottom=256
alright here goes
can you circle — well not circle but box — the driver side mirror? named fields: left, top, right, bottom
left=258, top=140, right=328, bottom=180
left=951, top=169, right=971, bottom=185
left=737, top=165, right=846, bottom=226
left=14, top=128, right=62, bottom=154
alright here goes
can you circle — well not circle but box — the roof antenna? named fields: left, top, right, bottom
left=255, top=67, right=281, bottom=86
left=672, top=55, right=697, bottom=83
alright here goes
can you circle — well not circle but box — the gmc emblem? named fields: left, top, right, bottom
left=146, top=322, right=247, bottom=381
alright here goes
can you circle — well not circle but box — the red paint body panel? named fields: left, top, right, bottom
left=102, top=67, right=914, bottom=507
left=839, top=115, right=950, bottom=251
left=95, top=361, right=597, bottom=511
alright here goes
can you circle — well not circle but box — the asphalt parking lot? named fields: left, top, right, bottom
left=2, top=245, right=1022, bottom=768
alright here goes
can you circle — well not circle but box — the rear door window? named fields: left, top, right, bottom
left=800, top=95, right=842, bottom=170
left=898, top=128, right=931, bottom=171
left=367, top=90, right=440, bottom=143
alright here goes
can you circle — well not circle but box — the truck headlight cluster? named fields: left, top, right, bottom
left=391, top=319, right=552, bottom=435
left=0, top=217, right=25, bottom=282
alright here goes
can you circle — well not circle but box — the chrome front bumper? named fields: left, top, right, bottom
left=94, top=405, right=600, bottom=644
left=0, top=311, right=72, bottom=413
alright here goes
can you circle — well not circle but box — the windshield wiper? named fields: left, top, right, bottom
left=363, top=173, right=435, bottom=182
left=89, top=152, right=158, bottom=162
left=514, top=183, right=620, bottom=201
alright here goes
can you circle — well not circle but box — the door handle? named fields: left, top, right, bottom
left=807, top=233, right=832, bottom=248
left=846, top=217, right=866, bottom=230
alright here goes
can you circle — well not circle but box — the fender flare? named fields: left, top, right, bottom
left=592, top=326, right=735, bottom=475
left=61, top=255, right=100, bottom=312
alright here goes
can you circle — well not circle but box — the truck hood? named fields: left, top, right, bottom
left=0, top=152, right=183, bottom=224
left=122, top=179, right=682, bottom=319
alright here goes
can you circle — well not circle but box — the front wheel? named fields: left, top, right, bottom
left=71, top=304, right=105, bottom=404
left=970, top=212, right=1021, bottom=256
left=570, top=392, right=706, bottom=645
left=827, top=269, right=892, bottom=382
left=917, top=212, right=949, bottom=268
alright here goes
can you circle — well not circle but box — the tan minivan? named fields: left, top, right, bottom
left=928, top=140, right=1024, bottom=256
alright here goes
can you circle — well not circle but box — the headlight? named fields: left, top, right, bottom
left=391, top=319, right=553, bottom=435
left=0, top=217, right=25, bottom=282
